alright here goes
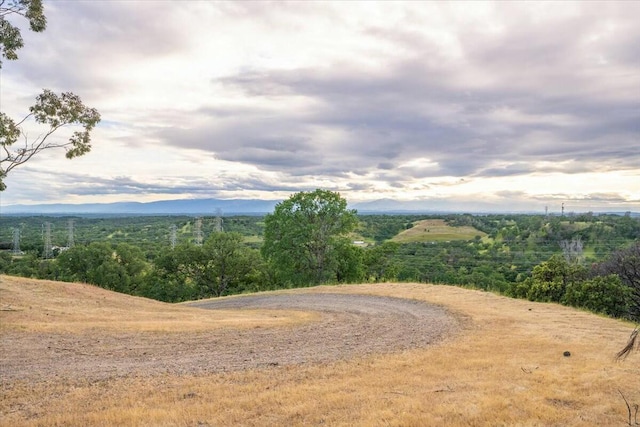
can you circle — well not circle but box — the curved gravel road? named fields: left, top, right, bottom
left=188, top=293, right=458, bottom=364
left=2, top=293, right=458, bottom=382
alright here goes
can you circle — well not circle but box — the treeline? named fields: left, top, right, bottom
left=1, top=192, right=639, bottom=320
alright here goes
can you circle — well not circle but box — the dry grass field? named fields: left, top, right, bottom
left=1, top=274, right=639, bottom=426
left=391, top=219, right=487, bottom=243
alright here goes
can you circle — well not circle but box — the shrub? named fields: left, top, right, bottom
left=562, top=275, right=632, bottom=318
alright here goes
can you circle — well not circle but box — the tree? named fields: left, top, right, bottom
left=145, top=233, right=260, bottom=300
left=506, top=255, right=587, bottom=302
left=262, top=189, right=358, bottom=287
left=595, top=241, right=640, bottom=320
left=0, top=0, right=100, bottom=190
left=562, top=275, right=632, bottom=318
left=55, top=242, right=148, bottom=294
left=199, top=232, right=259, bottom=297
left=0, top=0, right=46, bottom=66
left=140, top=244, right=199, bottom=302
left=363, top=242, right=400, bottom=282
left=335, top=242, right=365, bottom=283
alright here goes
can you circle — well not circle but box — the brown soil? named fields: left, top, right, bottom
left=1, top=293, right=458, bottom=384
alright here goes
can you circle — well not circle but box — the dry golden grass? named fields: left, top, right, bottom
left=2, top=276, right=639, bottom=426
left=0, top=275, right=316, bottom=333
left=391, top=219, right=486, bottom=243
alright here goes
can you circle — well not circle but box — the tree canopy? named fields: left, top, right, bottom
left=0, top=0, right=47, bottom=67
left=0, top=0, right=100, bottom=190
left=262, top=189, right=358, bottom=286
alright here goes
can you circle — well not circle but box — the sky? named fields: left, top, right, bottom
left=1, top=1, right=639, bottom=213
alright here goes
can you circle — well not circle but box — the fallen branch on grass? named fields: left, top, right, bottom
left=616, top=327, right=639, bottom=361
left=618, top=389, right=639, bottom=426
left=431, top=385, right=454, bottom=393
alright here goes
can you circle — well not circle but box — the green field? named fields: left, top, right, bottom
left=391, top=219, right=486, bottom=243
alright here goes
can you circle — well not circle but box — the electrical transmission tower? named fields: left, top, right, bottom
left=67, top=219, right=75, bottom=248
left=194, top=217, right=203, bottom=246
left=43, top=222, right=53, bottom=259
left=214, top=208, right=224, bottom=233
left=170, top=224, right=177, bottom=249
left=11, top=228, right=21, bottom=255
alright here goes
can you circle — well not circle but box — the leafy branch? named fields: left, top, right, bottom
left=0, top=90, right=101, bottom=190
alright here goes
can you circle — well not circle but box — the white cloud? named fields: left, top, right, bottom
left=1, top=1, right=639, bottom=212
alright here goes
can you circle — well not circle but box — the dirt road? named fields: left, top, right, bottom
left=1, top=293, right=457, bottom=383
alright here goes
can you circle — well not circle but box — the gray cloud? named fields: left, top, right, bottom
left=5, top=167, right=315, bottom=202
left=5, top=1, right=191, bottom=100
left=3, top=1, right=638, bottom=208
left=14, top=1, right=639, bottom=182
left=200, top=55, right=638, bottom=179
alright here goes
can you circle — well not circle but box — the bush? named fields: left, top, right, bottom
left=562, top=275, right=632, bottom=318
left=526, top=278, right=566, bottom=303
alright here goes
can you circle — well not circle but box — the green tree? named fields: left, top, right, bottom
left=562, top=275, right=632, bottom=318
left=364, top=242, right=400, bottom=282
left=595, top=241, right=640, bottom=320
left=0, top=1, right=100, bottom=190
left=199, top=232, right=259, bottom=297
left=335, top=242, right=365, bottom=283
left=0, top=0, right=46, bottom=65
left=0, top=251, right=11, bottom=272
left=55, top=242, right=147, bottom=294
left=145, top=233, right=260, bottom=300
left=507, top=255, right=586, bottom=303
left=262, top=189, right=358, bottom=287
left=140, top=244, right=198, bottom=302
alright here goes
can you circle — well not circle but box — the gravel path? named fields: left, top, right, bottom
left=1, top=293, right=458, bottom=383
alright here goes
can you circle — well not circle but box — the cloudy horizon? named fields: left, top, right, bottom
left=1, top=1, right=639, bottom=213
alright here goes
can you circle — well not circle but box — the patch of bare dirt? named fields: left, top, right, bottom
left=1, top=293, right=457, bottom=384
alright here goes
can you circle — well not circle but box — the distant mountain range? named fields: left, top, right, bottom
left=1, top=197, right=456, bottom=216
left=1, top=197, right=637, bottom=216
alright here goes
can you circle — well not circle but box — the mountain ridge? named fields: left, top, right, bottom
left=2, top=197, right=637, bottom=216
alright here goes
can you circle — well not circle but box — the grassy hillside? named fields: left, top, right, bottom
left=1, top=275, right=638, bottom=426
left=391, top=219, right=487, bottom=243
left=0, top=276, right=313, bottom=334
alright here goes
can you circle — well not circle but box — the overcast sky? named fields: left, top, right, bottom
left=1, top=1, right=639, bottom=212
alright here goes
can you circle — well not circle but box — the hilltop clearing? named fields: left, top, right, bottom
left=0, top=275, right=313, bottom=334
left=0, top=275, right=456, bottom=382
left=391, top=218, right=487, bottom=243
left=1, top=275, right=638, bottom=426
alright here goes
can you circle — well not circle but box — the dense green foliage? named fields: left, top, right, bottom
left=1, top=1, right=100, bottom=190
left=262, top=190, right=359, bottom=286
left=141, top=232, right=264, bottom=301
left=55, top=242, right=146, bottom=294
left=1, top=200, right=638, bottom=320
left=506, top=255, right=632, bottom=318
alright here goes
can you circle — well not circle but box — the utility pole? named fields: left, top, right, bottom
left=11, top=228, right=21, bottom=255
left=170, top=224, right=177, bottom=249
left=561, top=203, right=565, bottom=217
left=43, top=222, right=53, bottom=259
left=194, top=217, right=203, bottom=246
left=214, top=208, right=224, bottom=233
left=67, top=219, right=75, bottom=248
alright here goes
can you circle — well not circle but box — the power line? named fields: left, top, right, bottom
left=12, top=228, right=21, bottom=255
left=67, top=219, right=75, bottom=248
left=170, top=224, right=177, bottom=249
left=194, top=217, right=203, bottom=246
left=42, top=222, right=53, bottom=259
left=214, top=208, right=224, bottom=233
